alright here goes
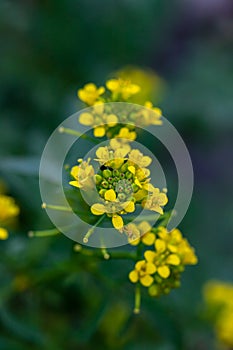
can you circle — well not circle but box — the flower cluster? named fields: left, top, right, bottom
left=69, top=140, right=168, bottom=230
left=77, top=79, right=162, bottom=138
left=203, top=281, right=233, bottom=348
left=129, top=226, right=197, bottom=296
left=0, top=193, right=19, bottom=240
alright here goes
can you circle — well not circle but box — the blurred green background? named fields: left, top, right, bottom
left=0, top=0, right=233, bottom=349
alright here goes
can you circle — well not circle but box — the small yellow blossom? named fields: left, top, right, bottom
left=142, top=186, right=168, bottom=215
left=115, top=127, right=136, bottom=141
left=0, top=194, right=19, bottom=240
left=144, top=101, right=163, bottom=125
left=78, top=83, right=105, bottom=105
left=69, top=159, right=95, bottom=190
left=106, top=79, right=141, bottom=100
left=129, top=259, right=156, bottom=287
left=125, top=221, right=155, bottom=246
left=128, top=149, right=152, bottom=168
left=0, top=227, right=8, bottom=240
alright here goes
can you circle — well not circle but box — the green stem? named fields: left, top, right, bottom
left=58, top=126, right=99, bottom=144
left=42, top=203, right=73, bottom=212
left=83, top=215, right=106, bottom=243
left=28, top=228, right=61, bottom=237
left=134, top=283, right=141, bottom=314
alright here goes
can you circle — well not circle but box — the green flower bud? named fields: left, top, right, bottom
left=120, top=163, right=128, bottom=173
left=108, top=177, right=114, bottom=183
left=95, top=174, right=103, bottom=185
left=163, top=287, right=171, bottom=295
left=101, top=180, right=109, bottom=189
left=155, top=275, right=163, bottom=284
left=103, top=169, right=112, bottom=178
left=113, top=169, right=119, bottom=177
left=118, top=193, right=126, bottom=201
left=126, top=171, right=133, bottom=179
left=148, top=285, right=160, bottom=297
left=132, top=184, right=139, bottom=193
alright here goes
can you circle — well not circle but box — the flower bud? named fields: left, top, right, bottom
left=95, top=174, right=102, bottom=184
left=101, top=180, right=109, bottom=189
left=103, top=169, right=112, bottom=178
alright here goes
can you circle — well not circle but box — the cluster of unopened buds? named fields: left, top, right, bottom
left=31, top=78, right=198, bottom=313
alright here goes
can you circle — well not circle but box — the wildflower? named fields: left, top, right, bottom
left=142, top=186, right=168, bottom=215
left=106, top=78, right=141, bottom=100
left=69, top=159, right=95, bottom=190
left=125, top=221, right=155, bottom=246
left=129, top=259, right=156, bottom=287
left=128, top=149, right=152, bottom=168
left=0, top=194, right=20, bottom=240
left=115, top=127, right=136, bottom=141
left=144, top=101, right=162, bottom=125
left=79, top=102, right=118, bottom=137
left=90, top=189, right=135, bottom=230
left=78, top=83, right=105, bottom=105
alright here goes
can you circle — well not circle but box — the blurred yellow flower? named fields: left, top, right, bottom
left=78, top=83, right=105, bottom=105
left=125, top=221, right=155, bottom=246
left=0, top=194, right=20, bottom=240
left=142, top=186, right=168, bottom=215
left=106, top=78, right=141, bottom=100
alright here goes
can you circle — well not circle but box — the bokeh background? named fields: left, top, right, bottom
left=0, top=0, right=233, bottom=349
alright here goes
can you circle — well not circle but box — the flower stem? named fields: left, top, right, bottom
left=83, top=214, right=106, bottom=243
left=42, top=203, right=73, bottom=212
left=58, top=126, right=99, bottom=144
left=134, top=283, right=141, bottom=314
left=74, top=245, right=137, bottom=260
left=28, top=228, right=61, bottom=237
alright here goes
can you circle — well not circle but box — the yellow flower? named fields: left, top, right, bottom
left=125, top=221, right=155, bottom=246
left=142, top=186, right=168, bottom=215
left=0, top=227, right=8, bottom=240
left=90, top=189, right=135, bottom=230
left=115, top=127, right=136, bottom=141
left=128, top=149, right=152, bottom=168
left=145, top=249, right=180, bottom=279
left=95, top=145, right=129, bottom=168
left=78, top=83, right=105, bottom=105
left=216, top=306, right=233, bottom=347
left=69, top=159, right=95, bottom=190
left=0, top=195, right=19, bottom=224
left=106, top=79, right=141, bottom=100
left=129, top=259, right=156, bottom=287
left=0, top=194, right=19, bottom=240
left=144, top=101, right=163, bottom=125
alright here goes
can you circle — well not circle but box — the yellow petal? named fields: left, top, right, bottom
left=155, top=239, right=166, bottom=252
left=128, top=166, right=135, bottom=174
left=145, top=262, right=156, bottom=274
left=144, top=250, right=156, bottom=263
left=134, top=189, right=147, bottom=201
left=158, top=265, right=170, bottom=279
left=112, top=215, right=124, bottom=230
left=124, top=201, right=135, bottom=213
left=140, top=275, right=154, bottom=287
left=128, top=238, right=140, bottom=246
left=104, top=189, right=117, bottom=202
left=69, top=180, right=80, bottom=188
left=70, top=165, right=79, bottom=179
left=91, top=203, right=106, bottom=215
left=106, top=114, right=118, bottom=126
left=142, top=232, right=155, bottom=246
left=138, top=221, right=152, bottom=234
left=135, top=260, right=145, bottom=271
left=94, top=127, right=105, bottom=137
left=129, top=270, right=139, bottom=283
left=79, top=113, right=94, bottom=126
left=0, top=227, right=9, bottom=240
left=134, top=178, right=142, bottom=188
left=93, top=102, right=104, bottom=114
left=166, top=254, right=180, bottom=266
left=151, top=204, right=164, bottom=215
left=106, top=79, right=119, bottom=92
left=96, top=146, right=109, bottom=160
left=141, top=156, right=152, bottom=167
left=168, top=244, right=178, bottom=253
